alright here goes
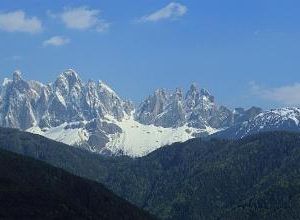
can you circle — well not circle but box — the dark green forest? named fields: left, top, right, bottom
left=0, top=147, right=154, bottom=219
left=1, top=127, right=300, bottom=219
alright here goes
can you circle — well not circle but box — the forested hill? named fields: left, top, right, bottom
left=1, top=127, right=300, bottom=219
left=0, top=147, right=154, bottom=219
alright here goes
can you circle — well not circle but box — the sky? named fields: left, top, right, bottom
left=0, top=0, right=300, bottom=109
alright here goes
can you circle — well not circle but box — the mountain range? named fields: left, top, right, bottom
left=1, top=69, right=300, bottom=157
left=0, top=69, right=267, bottom=156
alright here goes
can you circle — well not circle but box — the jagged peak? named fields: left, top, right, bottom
left=64, top=68, right=78, bottom=75
left=186, top=83, right=199, bottom=98
left=175, top=87, right=183, bottom=94
left=154, top=88, right=167, bottom=96
left=55, top=69, right=83, bottom=90
left=13, top=70, right=22, bottom=82
left=86, top=80, right=97, bottom=89
left=189, top=83, right=198, bottom=92
left=57, top=69, right=81, bottom=81
left=98, top=80, right=118, bottom=97
left=174, top=88, right=183, bottom=99
left=200, top=88, right=211, bottom=96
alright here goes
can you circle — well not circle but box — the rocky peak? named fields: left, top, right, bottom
left=173, top=88, right=183, bottom=100
left=0, top=70, right=38, bottom=130
left=185, top=84, right=200, bottom=108
left=200, top=88, right=214, bottom=102
left=152, top=88, right=168, bottom=105
left=54, top=69, right=83, bottom=95
left=9, top=70, right=32, bottom=94
left=189, top=83, right=198, bottom=93
left=59, top=69, right=80, bottom=81
left=12, top=70, right=22, bottom=82
left=200, top=88, right=209, bottom=96
left=98, top=80, right=119, bottom=99
left=184, top=84, right=215, bottom=113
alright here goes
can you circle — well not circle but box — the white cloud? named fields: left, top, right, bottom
left=250, top=81, right=300, bottom=106
left=59, top=6, right=110, bottom=32
left=43, top=36, right=70, bottom=47
left=139, top=2, right=187, bottom=22
left=0, top=10, right=42, bottom=33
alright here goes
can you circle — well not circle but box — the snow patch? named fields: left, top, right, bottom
left=2, top=78, right=12, bottom=87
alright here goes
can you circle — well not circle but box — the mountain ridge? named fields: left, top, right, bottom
left=213, top=107, right=300, bottom=139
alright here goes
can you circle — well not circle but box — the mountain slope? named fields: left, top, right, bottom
left=1, top=128, right=300, bottom=219
left=98, top=131, right=300, bottom=220
left=0, top=148, right=154, bottom=219
left=213, top=107, right=300, bottom=139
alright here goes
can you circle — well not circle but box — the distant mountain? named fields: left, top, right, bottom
left=0, top=69, right=260, bottom=156
left=136, top=84, right=232, bottom=129
left=0, top=148, right=153, bottom=219
left=213, top=107, right=300, bottom=139
left=136, top=85, right=262, bottom=131
left=1, top=127, right=300, bottom=219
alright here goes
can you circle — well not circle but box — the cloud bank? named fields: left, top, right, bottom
left=0, top=10, right=42, bottom=33
left=59, top=6, right=110, bottom=32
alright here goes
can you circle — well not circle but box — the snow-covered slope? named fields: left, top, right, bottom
left=27, top=123, right=89, bottom=146
left=103, top=114, right=217, bottom=157
left=27, top=114, right=217, bottom=157
left=0, top=69, right=260, bottom=157
left=213, top=107, right=300, bottom=139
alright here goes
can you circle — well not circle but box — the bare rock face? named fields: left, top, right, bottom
left=135, top=84, right=248, bottom=129
left=0, top=69, right=129, bottom=152
left=0, top=71, right=38, bottom=130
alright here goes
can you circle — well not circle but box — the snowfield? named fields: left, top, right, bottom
left=104, top=114, right=217, bottom=157
left=27, top=123, right=89, bottom=146
left=27, top=114, right=217, bottom=157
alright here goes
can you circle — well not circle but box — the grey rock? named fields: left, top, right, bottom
left=0, top=69, right=131, bottom=154
left=135, top=83, right=251, bottom=129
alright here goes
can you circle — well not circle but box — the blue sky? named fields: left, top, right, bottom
left=0, top=0, right=300, bottom=109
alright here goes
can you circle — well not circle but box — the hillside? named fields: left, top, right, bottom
left=1, top=127, right=300, bottom=219
left=0, top=147, right=153, bottom=219
left=100, top=131, right=300, bottom=219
